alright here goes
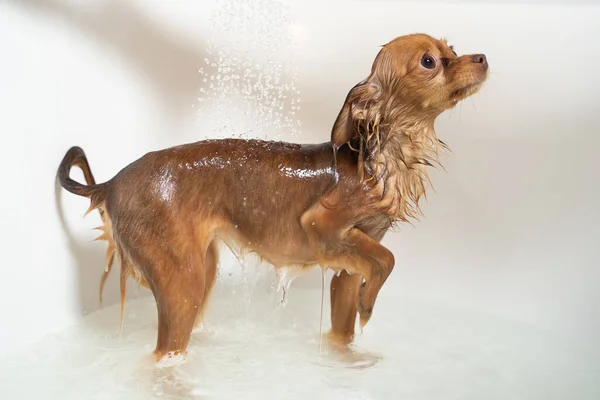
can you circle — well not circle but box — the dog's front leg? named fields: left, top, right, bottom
left=329, top=270, right=363, bottom=342
left=300, top=202, right=395, bottom=329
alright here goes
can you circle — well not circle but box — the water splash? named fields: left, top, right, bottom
left=4, top=292, right=595, bottom=399
left=196, top=0, right=302, bottom=140
left=0, top=285, right=600, bottom=400
left=154, top=352, right=187, bottom=369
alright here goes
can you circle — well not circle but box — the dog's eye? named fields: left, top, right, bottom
left=421, top=55, right=436, bottom=69
left=452, top=50, right=457, bottom=56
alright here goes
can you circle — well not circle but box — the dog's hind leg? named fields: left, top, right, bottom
left=194, top=240, right=218, bottom=330
left=154, top=263, right=206, bottom=359
left=113, top=220, right=209, bottom=360
left=137, top=242, right=208, bottom=360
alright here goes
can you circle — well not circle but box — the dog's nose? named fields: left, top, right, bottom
left=471, top=54, right=488, bottom=70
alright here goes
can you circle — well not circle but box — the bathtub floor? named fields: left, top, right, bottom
left=1, top=271, right=598, bottom=400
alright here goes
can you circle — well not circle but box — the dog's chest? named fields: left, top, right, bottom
left=365, top=166, right=429, bottom=228
left=355, top=213, right=393, bottom=242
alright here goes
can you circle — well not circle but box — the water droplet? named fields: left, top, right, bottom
left=195, top=0, right=302, bottom=138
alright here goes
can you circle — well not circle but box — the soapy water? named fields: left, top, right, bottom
left=195, top=0, right=302, bottom=140
left=1, top=260, right=599, bottom=400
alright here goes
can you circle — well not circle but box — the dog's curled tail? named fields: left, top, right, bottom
left=58, top=146, right=115, bottom=308
left=57, top=146, right=107, bottom=206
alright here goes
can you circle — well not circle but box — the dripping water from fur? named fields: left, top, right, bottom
left=318, top=266, right=326, bottom=353
left=331, top=145, right=338, bottom=183
left=275, top=266, right=304, bottom=306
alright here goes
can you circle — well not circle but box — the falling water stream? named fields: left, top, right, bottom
left=195, top=0, right=302, bottom=140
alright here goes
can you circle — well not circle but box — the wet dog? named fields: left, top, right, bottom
left=58, top=33, right=488, bottom=360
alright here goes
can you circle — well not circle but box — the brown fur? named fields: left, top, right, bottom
left=57, top=33, right=488, bottom=361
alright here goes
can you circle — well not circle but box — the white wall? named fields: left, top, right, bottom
left=1, top=0, right=598, bottom=357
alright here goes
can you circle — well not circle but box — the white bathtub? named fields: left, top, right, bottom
left=1, top=0, right=599, bottom=398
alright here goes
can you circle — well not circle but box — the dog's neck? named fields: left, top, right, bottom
left=366, top=114, right=444, bottom=223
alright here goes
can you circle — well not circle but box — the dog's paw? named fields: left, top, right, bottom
left=357, top=280, right=375, bottom=328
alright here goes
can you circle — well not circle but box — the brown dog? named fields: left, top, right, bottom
left=58, top=33, right=488, bottom=360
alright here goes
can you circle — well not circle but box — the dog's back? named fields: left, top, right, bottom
left=104, top=138, right=342, bottom=265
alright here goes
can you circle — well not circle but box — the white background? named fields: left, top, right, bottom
left=0, top=0, right=598, bottom=358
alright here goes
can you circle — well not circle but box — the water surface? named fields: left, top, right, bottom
left=1, top=271, right=598, bottom=400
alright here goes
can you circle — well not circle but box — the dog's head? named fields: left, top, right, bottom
left=331, top=33, right=489, bottom=148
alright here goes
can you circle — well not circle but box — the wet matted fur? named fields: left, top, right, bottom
left=58, top=33, right=489, bottom=361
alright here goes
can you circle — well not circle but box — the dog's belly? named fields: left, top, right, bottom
left=217, top=221, right=317, bottom=267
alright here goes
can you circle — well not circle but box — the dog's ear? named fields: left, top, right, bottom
left=331, top=74, right=382, bottom=149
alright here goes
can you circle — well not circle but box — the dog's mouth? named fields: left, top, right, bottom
left=450, top=82, right=483, bottom=104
